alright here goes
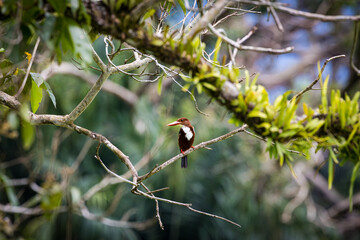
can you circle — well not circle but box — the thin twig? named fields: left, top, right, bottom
left=134, top=189, right=192, bottom=207
left=208, top=24, right=294, bottom=54
left=291, top=55, right=346, bottom=101
left=78, top=201, right=155, bottom=229
left=234, top=0, right=360, bottom=21
left=185, top=0, right=229, bottom=41
left=15, top=36, right=40, bottom=98
left=170, top=74, right=210, bottom=116
left=146, top=187, right=170, bottom=194
left=140, top=183, right=164, bottom=230
left=261, top=0, right=284, bottom=32
left=229, top=25, right=258, bottom=68
left=187, top=206, right=241, bottom=228
left=95, top=143, right=136, bottom=186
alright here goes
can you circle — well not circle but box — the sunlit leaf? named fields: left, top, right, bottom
left=213, top=37, right=222, bottom=65
left=329, top=148, right=339, bottom=164
left=31, top=80, right=43, bottom=113
left=142, top=8, right=156, bottom=21
left=202, top=82, right=217, bottom=91
left=248, top=110, right=267, bottom=119
left=21, top=120, right=35, bottom=150
left=320, top=75, right=329, bottom=113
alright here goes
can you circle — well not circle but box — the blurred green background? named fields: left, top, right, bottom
left=1, top=0, right=360, bottom=239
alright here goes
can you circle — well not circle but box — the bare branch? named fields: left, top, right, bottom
left=208, top=24, right=294, bottom=54
left=134, top=189, right=192, bottom=207
left=0, top=204, right=64, bottom=215
left=138, top=124, right=248, bottom=182
left=65, top=70, right=111, bottom=123
left=140, top=183, right=164, bottom=230
left=66, top=41, right=158, bottom=122
left=41, top=62, right=139, bottom=106
left=234, top=0, right=360, bottom=21
left=187, top=206, right=241, bottom=228
left=78, top=202, right=155, bottom=230
left=185, top=0, right=229, bottom=41
left=260, top=0, right=284, bottom=32
left=0, top=91, right=22, bottom=110
left=92, top=45, right=107, bottom=71
left=95, top=143, right=136, bottom=186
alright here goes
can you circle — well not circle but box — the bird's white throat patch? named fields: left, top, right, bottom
left=181, top=126, right=193, bottom=141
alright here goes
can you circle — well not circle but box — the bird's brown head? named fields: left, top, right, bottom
left=167, top=117, right=191, bottom=127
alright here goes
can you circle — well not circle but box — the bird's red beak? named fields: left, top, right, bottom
left=167, top=121, right=181, bottom=126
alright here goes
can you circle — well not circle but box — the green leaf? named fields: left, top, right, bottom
left=41, top=185, right=63, bottom=211
left=196, top=83, right=203, bottom=94
left=339, top=99, right=346, bottom=129
left=31, top=80, right=43, bottom=113
left=284, top=99, right=297, bottom=128
left=328, top=153, right=334, bottom=190
left=250, top=73, right=259, bottom=87
left=349, top=161, right=360, bottom=212
left=213, top=37, right=222, bottom=65
left=157, top=75, right=163, bottom=95
left=344, top=122, right=360, bottom=146
left=0, top=172, right=20, bottom=206
left=47, top=0, right=67, bottom=13
left=278, top=129, right=298, bottom=139
left=228, top=116, right=241, bottom=126
left=248, top=110, right=267, bottom=119
left=42, top=82, right=57, bottom=108
left=142, top=8, right=156, bottom=21
left=244, top=70, right=250, bottom=89
left=30, top=72, right=45, bottom=87
left=329, top=148, right=339, bottom=164
left=21, top=120, right=35, bottom=150
left=68, top=22, right=93, bottom=64
left=305, top=119, right=324, bottom=135
left=286, top=159, right=297, bottom=179
left=0, top=59, right=14, bottom=76
left=256, top=122, right=271, bottom=129
left=320, top=75, right=329, bottom=113
left=165, top=1, right=173, bottom=13
left=202, top=82, right=217, bottom=91
left=276, top=142, right=285, bottom=166
left=176, top=0, right=186, bottom=15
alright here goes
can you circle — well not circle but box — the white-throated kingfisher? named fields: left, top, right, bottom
left=167, top=118, right=195, bottom=168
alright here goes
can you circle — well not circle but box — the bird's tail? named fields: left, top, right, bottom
left=181, top=156, right=188, bottom=168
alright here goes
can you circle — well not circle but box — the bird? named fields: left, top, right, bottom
left=167, top=117, right=195, bottom=168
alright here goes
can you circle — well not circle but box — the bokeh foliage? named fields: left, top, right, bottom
left=1, top=0, right=360, bottom=239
